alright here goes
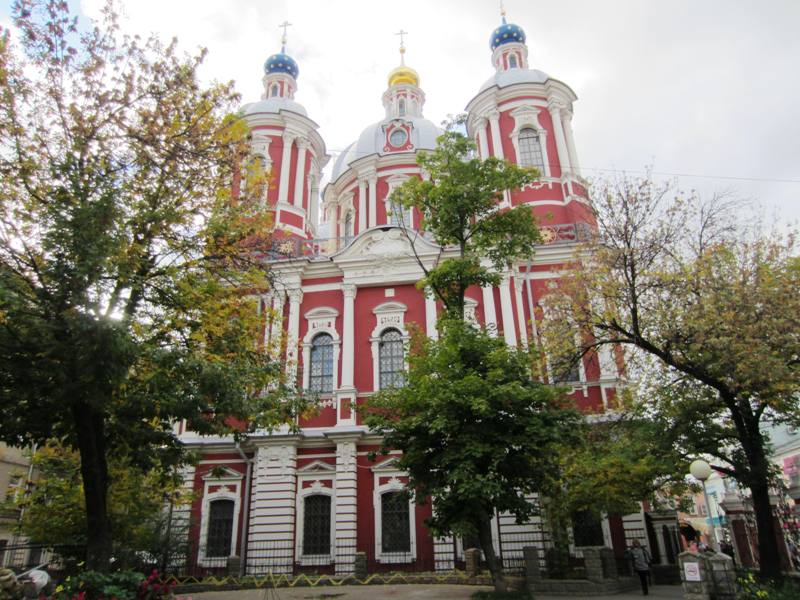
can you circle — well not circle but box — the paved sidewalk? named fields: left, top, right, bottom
left=192, top=583, right=684, bottom=600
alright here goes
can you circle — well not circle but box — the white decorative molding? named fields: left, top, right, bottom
left=507, top=105, right=551, bottom=178
left=372, top=459, right=417, bottom=564
left=301, top=307, right=341, bottom=393
left=198, top=467, right=244, bottom=568
left=370, top=302, right=410, bottom=391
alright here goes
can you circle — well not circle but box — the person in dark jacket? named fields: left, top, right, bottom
left=627, top=540, right=652, bottom=595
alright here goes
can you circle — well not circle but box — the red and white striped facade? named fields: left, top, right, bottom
left=177, top=18, right=626, bottom=574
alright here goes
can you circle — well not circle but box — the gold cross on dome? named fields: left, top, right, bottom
left=278, top=20, right=292, bottom=47
left=395, top=29, right=408, bottom=64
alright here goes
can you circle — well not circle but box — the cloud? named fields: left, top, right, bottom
left=74, top=0, right=800, bottom=224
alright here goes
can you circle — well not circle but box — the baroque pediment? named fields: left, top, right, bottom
left=333, top=227, right=441, bottom=265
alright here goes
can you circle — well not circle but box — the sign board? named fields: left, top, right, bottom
left=683, top=562, right=702, bottom=582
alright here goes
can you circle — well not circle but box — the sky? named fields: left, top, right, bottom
left=2, top=0, right=799, bottom=225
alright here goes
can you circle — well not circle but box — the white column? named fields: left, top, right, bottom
left=248, top=442, right=298, bottom=574
left=475, top=117, right=490, bottom=159
left=286, top=288, right=303, bottom=387
left=330, top=434, right=360, bottom=574
left=357, top=178, right=367, bottom=233
left=309, top=175, right=319, bottom=234
left=277, top=133, right=295, bottom=205
left=481, top=284, right=498, bottom=337
left=425, top=292, right=438, bottom=340
left=562, top=111, right=581, bottom=176
left=270, top=291, right=285, bottom=358
left=548, top=103, right=572, bottom=177
left=293, top=139, right=308, bottom=207
left=368, top=176, right=378, bottom=228
left=498, top=273, right=517, bottom=347
left=514, top=276, right=529, bottom=348
left=341, top=284, right=357, bottom=388
left=487, top=110, right=505, bottom=159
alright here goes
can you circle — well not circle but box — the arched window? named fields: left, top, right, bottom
left=344, top=211, right=353, bottom=242
left=303, top=494, right=331, bottom=555
left=270, top=83, right=279, bottom=97
left=379, top=329, right=405, bottom=389
left=243, top=155, right=266, bottom=201
left=309, top=333, right=334, bottom=393
left=518, top=128, right=545, bottom=171
left=206, top=499, right=235, bottom=557
left=398, top=98, right=406, bottom=116
left=509, top=54, right=518, bottom=69
left=381, top=491, right=411, bottom=553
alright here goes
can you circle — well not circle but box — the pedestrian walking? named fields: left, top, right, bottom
left=628, top=539, right=652, bottom=595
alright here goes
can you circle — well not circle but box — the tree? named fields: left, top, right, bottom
left=0, top=1, right=295, bottom=570
left=8, top=444, right=189, bottom=569
left=541, top=175, right=800, bottom=578
left=365, top=322, right=579, bottom=592
left=390, top=120, right=541, bottom=320
left=366, top=124, right=579, bottom=592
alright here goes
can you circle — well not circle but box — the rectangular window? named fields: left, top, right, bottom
left=206, top=499, right=235, bottom=558
left=303, top=495, right=332, bottom=555
left=381, top=492, right=411, bottom=553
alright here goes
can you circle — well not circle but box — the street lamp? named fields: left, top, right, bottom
left=690, top=459, right=719, bottom=552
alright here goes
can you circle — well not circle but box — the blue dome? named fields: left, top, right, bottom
left=264, top=52, right=299, bottom=79
left=490, top=22, right=526, bottom=50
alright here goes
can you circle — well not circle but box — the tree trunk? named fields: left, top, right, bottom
left=477, top=516, right=506, bottom=593
left=749, top=472, right=783, bottom=579
left=73, top=402, right=112, bottom=572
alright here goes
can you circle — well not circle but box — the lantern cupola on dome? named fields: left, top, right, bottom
left=490, top=10, right=526, bottom=50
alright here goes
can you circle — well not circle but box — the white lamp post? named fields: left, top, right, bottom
left=690, top=459, right=719, bottom=552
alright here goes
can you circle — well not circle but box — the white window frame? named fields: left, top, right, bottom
left=370, top=302, right=410, bottom=391
left=372, top=458, right=416, bottom=563
left=538, top=298, right=586, bottom=389
left=295, top=460, right=337, bottom=565
left=302, top=307, right=341, bottom=395
left=508, top=106, right=551, bottom=178
left=385, top=175, right=413, bottom=229
left=198, top=467, right=243, bottom=567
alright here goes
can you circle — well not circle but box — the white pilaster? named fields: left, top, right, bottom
left=341, top=284, right=357, bottom=388
left=286, top=289, right=303, bottom=387
left=488, top=110, right=505, bottom=159
left=548, top=103, right=572, bottom=176
left=270, top=291, right=286, bottom=359
left=330, top=434, right=360, bottom=574
left=425, top=292, right=438, bottom=340
left=498, top=273, right=517, bottom=347
left=357, top=178, right=367, bottom=233
left=277, top=133, right=295, bottom=205
left=514, top=276, right=529, bottom=348
left=248, top=442, right=298, bottom=574
left=293, top=139, right=308, bottom=208
left=481, top=284, right=498, bottom=336
left=368, top=176, right=378, bottom=228
left=475, top=117, right=490, bottom=159
left=562, top=111, right=581, bottom=176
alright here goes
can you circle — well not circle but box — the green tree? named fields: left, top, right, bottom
left=9, top=444, right=189, bottom=569
left=367, top=124, right=578, bottom=593
left=390, top=120, right=541, bottom=320
left=365, top=322, right=579, bottom=593
left=541, top=176, right=800, bottom=578
left=0, top=1, right=293, bottom=570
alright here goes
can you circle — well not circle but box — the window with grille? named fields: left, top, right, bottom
left=206, top=499, right=234, bottom=557
left=509, top=54, right=518, bottom=68
left=309, top=333, right=334, bottom=393
left=379, top=329, right=405, bottom=389
left=344, top=212, right=353, bottom=243
left=381, top=491, right=411, bottom=553
left=518, top=128, right=544, bottom=171
left=303, top=495, right=331, bottom=555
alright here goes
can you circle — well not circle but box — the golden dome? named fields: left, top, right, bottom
left=388, top=64, right=420, bottom=87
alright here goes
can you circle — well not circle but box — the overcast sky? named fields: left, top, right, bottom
left=2, top=0, right=798, bottom=225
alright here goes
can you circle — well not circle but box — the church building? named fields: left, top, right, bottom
left=177, top=12, right=627, bottom=575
